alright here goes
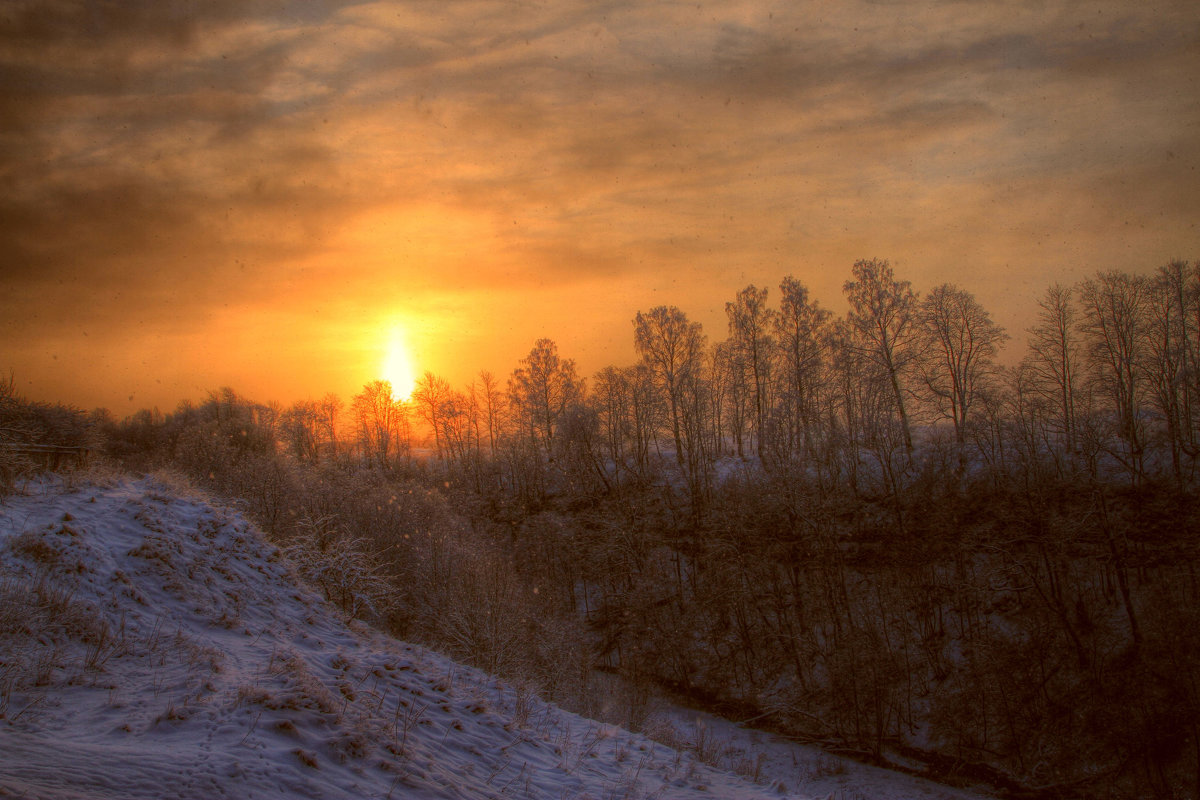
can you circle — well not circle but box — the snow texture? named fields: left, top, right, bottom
left=0, top=474, right=993, bottom=799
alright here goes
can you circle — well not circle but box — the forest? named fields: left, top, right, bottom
left=4, top=257, right=1200, bottom=799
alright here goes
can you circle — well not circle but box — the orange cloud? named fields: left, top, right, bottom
left=2, top=0, right=1197, bottom=413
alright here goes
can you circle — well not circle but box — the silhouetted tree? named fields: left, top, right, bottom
left=318, top=392, right=343, bottom=458
left=351, top=380, right=406, bottom=470
left=714, top=338, right=749, bottom=458
left=918, top=283, right=1008, bottom=463
left=477, top=370, right=506, bottom=454
left=413, top=371, right=453, bottom=457
left=508, top=338, right=582, bottom=457
left=1079, top=271, right=1150, bottom=482
left=1145, top=261, right=1200, bottom=481
left=1024, top=283, right=1083, bottom=463
left=774, top=275, right=832, bottom=464
left=725, top=284, right=775, bottom=459
left=843, top=258, right=919, bottom=451
left=594, top=365, right=634, bottom=482
left=633, top=306, right=706, bottom=472
left=280, top=399, right=323, bottom=462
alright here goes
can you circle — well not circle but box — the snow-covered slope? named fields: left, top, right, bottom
left=0, top=475, right=991, bottom=800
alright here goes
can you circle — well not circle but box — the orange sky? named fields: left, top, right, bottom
left=2, top=1, right=1198, bottom=415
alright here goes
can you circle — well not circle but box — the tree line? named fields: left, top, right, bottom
left=312, top=258, right=1200, bottom=502
left=72, top=257, right=1200, bottom=798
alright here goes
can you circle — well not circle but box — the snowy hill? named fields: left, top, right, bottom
left=0, top=475, right=991, bottom=800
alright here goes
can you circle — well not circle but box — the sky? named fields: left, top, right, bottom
left=2, top=0, right=1198, bottom=415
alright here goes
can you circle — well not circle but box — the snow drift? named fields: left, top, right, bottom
left=0, top=474, right=794, bottom=799
left=0, top=474, right=989, bottom=800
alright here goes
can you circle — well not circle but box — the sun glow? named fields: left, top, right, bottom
left=381, top=325, right=418, bottom=400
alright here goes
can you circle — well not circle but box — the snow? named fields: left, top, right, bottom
left=641, top=709, right=991, bottom=800
left=0, top=474, right=995, bottom=799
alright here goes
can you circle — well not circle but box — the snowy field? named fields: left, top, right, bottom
left=0, top=474, right=994, bottom=799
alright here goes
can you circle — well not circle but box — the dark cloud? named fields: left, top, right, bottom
left=1, top=0, right=1197, bottom=411
left=0, top=0, right=364, bottom=341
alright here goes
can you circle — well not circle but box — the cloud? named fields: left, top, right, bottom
left=0, top=3, right=363, bottom=339
left=2, top=0, right=1197, bottom=411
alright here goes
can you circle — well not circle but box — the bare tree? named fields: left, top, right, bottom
left=280, top=399, right=322, bottom=462
left=351, top=380, right=406, bottom=470
left=829, top=317, right=907, bottom=497
left=714, top=338, right=749, bottom=459
left=437, top=388, right=479, bottom=470
left=774, top=275, right=832, bottom=462
left=594, top=365, right=633, bottom=482
left=704, top=342, right=731, bottom=460
left=627, top=363, right=661, bottom=479
left=918, top=284, right=1008, bottom=459
left=843, top=258, right=919, bottom=451
left=633, top=306, right=707, bottom=472
left=478, top=370, right=506, bottom=454
left=1024, top=284, right=1083, bottom=459
left=508, top=338, right=582, bottom=457
left=1079, top=271, right=1151, bottom=481
left=1146, top=261, right=1200, bottom=479
left=413, top=371, right=453, bottom=457
left=317, top=392, right=343, bottom=459
left=725, top=284, right=776, bottom=459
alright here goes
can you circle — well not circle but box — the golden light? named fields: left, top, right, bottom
left=381, top=324, right=418, bottom=400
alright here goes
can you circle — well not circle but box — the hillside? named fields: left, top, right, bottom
left=0, top=474, right=990, bottom=799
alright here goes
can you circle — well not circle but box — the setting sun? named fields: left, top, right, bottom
left=381, top=325, right=418, bottom=400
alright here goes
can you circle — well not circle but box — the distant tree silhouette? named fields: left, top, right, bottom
left=413, top=372, right=453, bottom=457
left=1145, top=261, right=1200, bottom=481
left=280, top=399, right=323, bottom=462
left=507, top=338, right=582, bottom=458
left=843, top=258, right=919, bottom=451
left=1024, top=283, right=1083, bottom=461
left=633, top=306, right=706, bottom=471
left=351, top=380, right=406, bottom=469
left=725, top=284, right=775, bottom=460
left=773, top=275, right=831, bottom=466
left=477, top=370, right=506, bottom=454
left=918, top=283, right=1007, bottom=459
left=1080, top=271, right=1150, bottom=482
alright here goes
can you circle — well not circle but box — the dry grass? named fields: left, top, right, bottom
left=0, top=566, right=122, bottom=719
left=59, top=459, right=123, bottom=493
left=145, top=468, right=210, bottom=504
left=637, top=712, right=774, bottom=786
left=7, top=524, right=95, bottom=578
